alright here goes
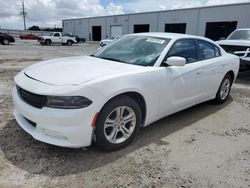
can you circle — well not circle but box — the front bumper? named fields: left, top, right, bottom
left=12, top=87, right=96, bottom=148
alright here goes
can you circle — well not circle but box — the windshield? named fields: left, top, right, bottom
left=228, top=30, right=250, bottom=40
left=92, top=36, right=170, bottom=66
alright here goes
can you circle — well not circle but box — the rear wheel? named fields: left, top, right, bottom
left=45, top=39, right=52, bottom=46
left=214, top=74, right=232, bottom=104
left=2, top=39, right=10, bottom=45
left=94, top=96, right=142, bottom=151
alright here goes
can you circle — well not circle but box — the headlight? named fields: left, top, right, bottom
left=46, top=96, right=92, bottom=109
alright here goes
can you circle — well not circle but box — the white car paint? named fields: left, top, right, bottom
left=13, top=32, right=239, bottom=148
left=38, top=32, right=77, bottom=45
left=100, top=36, right=121, bottom=46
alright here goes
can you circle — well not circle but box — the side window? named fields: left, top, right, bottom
left=198, top=40, right=221, bottom=60
left=54, top=33, right=60, bottom=37
left=166, top=39, right=198, bottom=63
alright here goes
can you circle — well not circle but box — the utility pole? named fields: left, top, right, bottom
left=20, top=0, right=27, bottom=30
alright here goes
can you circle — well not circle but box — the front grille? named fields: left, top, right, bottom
left=17, top=86, right=46, bottom=108
left=220, top=45, right=249, bottom=54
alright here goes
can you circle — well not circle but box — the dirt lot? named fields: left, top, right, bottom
left=0, top=40, right=249, bottom=188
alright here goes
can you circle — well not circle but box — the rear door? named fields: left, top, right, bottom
left=195, top=39, right=224, bottom=99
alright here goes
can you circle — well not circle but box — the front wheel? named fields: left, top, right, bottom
left=94, top=96, right=142, bottom=151
left=214, top=74, right=232, bottom=104
left=66, top=40, right=73, bottom=46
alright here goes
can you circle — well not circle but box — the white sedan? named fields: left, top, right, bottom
left=100, top=36, right=121, bottom=47
left=13, top=33, right=239, bottom=151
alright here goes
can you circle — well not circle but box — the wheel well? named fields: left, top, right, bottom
left=105, top=92, right=147, bottom=126
left=226, top=71, right=235, bottom=82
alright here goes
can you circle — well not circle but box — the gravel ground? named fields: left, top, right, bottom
left=0, top=40, right=249, bottom=188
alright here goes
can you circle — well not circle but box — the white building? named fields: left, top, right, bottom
left=62, top=2, right=250, bottom=41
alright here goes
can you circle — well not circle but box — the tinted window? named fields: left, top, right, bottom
left=167, top=39, right=198, bottom=63
left=198, top=40, right=220, bottom=60
left=54, top=33, right=60, bottom=37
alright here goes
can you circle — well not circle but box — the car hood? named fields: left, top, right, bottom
left=216, top=40, right=250, bottom=47
left=24, top=56, right=144, bottom=86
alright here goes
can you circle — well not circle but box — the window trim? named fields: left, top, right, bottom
left=161, top=38, right=199, bottom=66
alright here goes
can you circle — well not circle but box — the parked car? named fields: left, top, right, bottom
left=100, top=36, right=121, bottom=47
left=0, top=32, right=15, bottom=45
left=13, top=33, right=239, bottom=151
left=64, top=34, right=86, bottom=43
left=38, top=32, right=77, bottom=46
left=20, top=34, right=38, bottom=40
left=217, top=28, right=250, bottom=72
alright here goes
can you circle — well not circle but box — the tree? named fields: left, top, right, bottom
left=28, top=25, right=41, bottom=31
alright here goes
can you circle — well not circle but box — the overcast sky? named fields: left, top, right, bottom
left=0, top=0, right=249, bottom=30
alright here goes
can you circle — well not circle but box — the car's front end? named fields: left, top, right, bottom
left=217, top=29, right=250, bottom=72
left=37, top=36, right=45, bottom=43
left=12, top=61, right=107, bottom=148
left=218, top=42, right=250, bottom=72
left=8, top=35, right=15, bottom=43
left=12, top=54, right=146, bottom=148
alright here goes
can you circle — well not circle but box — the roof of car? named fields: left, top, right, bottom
left=126, top=32, right=212, bottom=41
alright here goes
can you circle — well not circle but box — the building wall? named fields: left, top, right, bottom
left=128, top=13, right=158, bottom=33
left=62, top=3, right=250, bottom=41
left=106, top=15, right=129, bottom=37
left=197, top=3, right=250, bottom=36
left=158, top=9, right=200, bottom=34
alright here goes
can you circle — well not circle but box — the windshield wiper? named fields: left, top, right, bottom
left=101, top=57, right=123, bottom=62
left=92, top=55, right=124, bottom=63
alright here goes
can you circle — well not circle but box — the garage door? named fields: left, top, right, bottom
left=110, top=26, right=122, bottom=37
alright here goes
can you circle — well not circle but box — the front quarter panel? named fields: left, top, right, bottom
left=85, top=68, right=164, bottom=125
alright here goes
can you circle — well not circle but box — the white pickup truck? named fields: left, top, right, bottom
left=38, top=32, right=77, bottom=46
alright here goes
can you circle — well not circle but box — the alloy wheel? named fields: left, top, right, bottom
left=220, top=78, right=230, bottom=100
left=104, top=106, right=136, bottom=144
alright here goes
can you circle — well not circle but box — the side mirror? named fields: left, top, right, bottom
left=164, top=56, right=186, bottom=66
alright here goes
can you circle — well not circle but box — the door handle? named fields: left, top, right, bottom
left=222, top=63, right=226, bottom=67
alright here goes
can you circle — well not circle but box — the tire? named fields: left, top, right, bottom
left=94, top=96, right=142, bottom=151
left=45, top=39, right=52, bottom=46
left=2, top=39, right=10, bottom=45
left=66, top=40, right=73, bottom=46
left=214, top=74, right=232, bottom=104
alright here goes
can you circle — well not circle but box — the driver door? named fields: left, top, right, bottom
left=53, top=33, right=61, bottom=43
